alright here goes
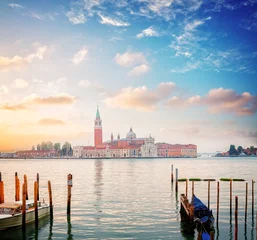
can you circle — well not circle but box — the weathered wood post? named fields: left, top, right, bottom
left=192, top=181, right=194, bottom=196
left=230, top=178, right=232, bottom=214
left=37, top=173, right=39, bottom=201
left=171, top=165, right=174, bottom=183
left=197, top=231, right=202, bottom=240
left=34, top=181, right=38, bottom=228
left=252, top=179, right=254, bottom=216
left=217, top=181, right=220, bottom=224
left=48, top=181, right=53, bottom=218
left=24, top=174, right=28, bottom=200
left=235, top=196, right=238, bottom=240
left=67, top=174, right=72, bottom=215
left=15, top=172, right=18, bottom=201
left=0, top=172, right=4, bottom=204
left=22, top=183, right=26, bottom=232
left=175, top=168, right=178, bottom=193
left=17, top=175, right=20, bottom=201
left=186, top=179, right=188, bottom=198
left=208, top=180, right=210, bottom=209
left=245, top=182, right=248, bottom=224
left=210, top=231, right=214, bottom=240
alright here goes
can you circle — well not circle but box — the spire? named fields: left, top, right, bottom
left=130, top=127, right=133, bottom=132
left=96, top=105, right=100, bottom=119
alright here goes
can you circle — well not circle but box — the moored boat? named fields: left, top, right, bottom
left=0, top=200, right=50, bottom=230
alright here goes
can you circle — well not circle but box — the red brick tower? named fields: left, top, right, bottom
left=94, top=106, right=103, bottom=146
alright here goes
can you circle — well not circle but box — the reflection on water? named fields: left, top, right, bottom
left=0, top=157, right=257, bottom=239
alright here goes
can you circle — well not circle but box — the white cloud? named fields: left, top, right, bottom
left=33, top=79, right=44, bottom=84
left=105, top=82, right=176, bottom=111
left=127, top=64, right=150, bottom=76
left=78, top=80, right=104, bottom=92
left=171, top=62, right=199, bottom=73
left=66, top=9, right=86, bottom=24
left=114, top=51, right=147, bottom=67
left=0, top=85, right=8, bottom=95
left=98, top=13, right=129, bottom=27
left=184, top=20, right=204, bottom=31
left=78, top=80, right=91, bottom=87
left=72, top=47, right=88, bottom=65
left=56, top=77, right=67, bottom=84
left=0, top=46, right=48, bottom=71
left=13, top=79, right=29, bottom=89
left=136, top=26, right=159, bottom=38
left=8, top=3, right=24, bottom=9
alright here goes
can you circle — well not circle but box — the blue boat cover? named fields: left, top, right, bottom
left=192, top=195, right=209, bottom=212
left=202, top=232, right=210, bottom=240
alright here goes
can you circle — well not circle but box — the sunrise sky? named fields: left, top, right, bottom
left=0, top=0, right=257, bottom=152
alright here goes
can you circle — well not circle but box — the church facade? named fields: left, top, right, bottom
left=73, top=106, right=197, bottom=158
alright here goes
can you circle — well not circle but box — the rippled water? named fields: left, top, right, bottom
left=0, top=157, right=257, bottom=239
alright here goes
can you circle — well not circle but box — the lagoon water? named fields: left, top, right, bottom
left=0, top=157, right=257, bottom=240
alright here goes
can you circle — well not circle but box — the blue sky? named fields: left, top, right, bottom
left=0, top=0, right=257, bottom=152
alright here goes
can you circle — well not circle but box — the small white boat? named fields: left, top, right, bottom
left=0, top=200, right=50, bottom=230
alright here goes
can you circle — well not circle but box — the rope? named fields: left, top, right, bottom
left=238, top=215, right=255, bottom=230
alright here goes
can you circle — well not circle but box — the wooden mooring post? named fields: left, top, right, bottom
left=235, top=196, right=238, bottom=240
left=67, top=174, right=72, bottom=215
left=217, top=181, right=220, bottom=224
left=175, top=168, right=178, bottom=193
left=186, top=179, right=188, bottom=198
left=210, top=231, right=214, bottom=240
left=230, top=178, right=232, bottom=214
left=24, top=174, right=28, bottom=200
left=37, top=173, right=39, bottom=201
left=171, top=165, right=174, bottom=183
left=34, top=181, right=38, bottom=228
left=245, top=182, right=248, bottom=224
left=208, top=180, right=210, bottom=209
left=15, top=172, right=20, bottom=201
left=48, top=181, right=53, bottom=218
left=22, top=183, right=26, bottom=232
left=0, top=172, right=4, bottom=204
left=252, top=179, right=254, bottom=216
left=192, top=181, right=194, bottom=196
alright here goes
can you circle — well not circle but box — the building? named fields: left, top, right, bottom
left=15, top=150, right=56, bottom=158
left=141, top=135, right=158, bottom=157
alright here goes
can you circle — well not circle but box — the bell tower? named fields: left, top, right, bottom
left=94, top=106, right=103, bottom=146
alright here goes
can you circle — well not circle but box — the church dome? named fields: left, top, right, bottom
left=126, top=127, right=136, bottom=139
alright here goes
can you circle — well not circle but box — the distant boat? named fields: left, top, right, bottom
left=0, top=200, right=50, bottom=230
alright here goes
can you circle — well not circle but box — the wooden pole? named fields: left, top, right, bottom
left=37, top=173, right=39, bottom=201
left=34, top=181, right=38, bottom=228
left=15, top=172, right=18, bottom=201
left=48, top=181, right=53, bottom=218
left=24, top=174, right=28, bottom=200
left=175, top=168, right=178, bottom=193
left=208, top=180, right=210, bottom=209
left=230, top=178, right=232, bottom=214
left=217, top=181, right=220, bottom=224
left=197, top=231, right=202, bottom=240
left=192, top=181, right=194, bottom=196
left=186, top=179, right=188, bottom=198
left=210, top=231, right=214, bottom=240
left=235, top=196, right=238, bottom=240
left=17, top=177, right=20, bottom=201
left=171, top=165, right=174, bottom=183
left=67, top=174, right=72, bottom=215
left=256, top=212, right=257, bottom=240
left=252, top=179, right=254, bottom=216
left=245, top=182, right=248, bottom=224
left=22, top=183, right=26, bottom=232
left=0, top=173, right=4, bottom=204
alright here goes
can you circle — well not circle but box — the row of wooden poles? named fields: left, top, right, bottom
left=0, top=172, right=73, bottom=232
left=171, top=165, right=257, bottom=240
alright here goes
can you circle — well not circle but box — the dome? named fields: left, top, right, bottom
left=126, top=127, right=136, bottom=139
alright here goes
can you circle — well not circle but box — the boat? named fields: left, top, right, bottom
left=180, top=194, right=214, bottom=239
left=0, top=200, right=50, bottom=230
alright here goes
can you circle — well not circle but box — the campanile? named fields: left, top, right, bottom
left=94, top=106, right=103, bottom=146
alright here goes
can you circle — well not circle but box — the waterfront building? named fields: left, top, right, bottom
left=141, top=135, right=158, bottom=157
left=15, top=150, right=56, bottom=158
left=94, top=106, right=103, bottom=146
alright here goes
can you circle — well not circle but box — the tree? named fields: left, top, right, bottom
left=37, top=144, right=41, bottom=151
left=46, top=141, right=53, bottom=150
left=250, top=146, right=255, bottom=154
left=41, top=141, right=47, bottom=151
left=54, top=143, right=61, bottom=152
left=32, top=145, right=35, bottom=151
left=229, top=145, right=237, bottom=156
left=61, top=142, right=72, bottom=156
left=237, top=146, right=243, bottom=154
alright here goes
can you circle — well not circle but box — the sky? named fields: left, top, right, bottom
left=0, top=0, right=257, bottom=153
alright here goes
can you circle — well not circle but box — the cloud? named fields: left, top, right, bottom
left=9, top=3, right=44, bottom=20
left=38, top=118, right=66, bottom=126
left=0, top=85, right=9, bottom=95
left=13, top=79, right=29, bottom=89
left=166, top=87, right=257, bottom=116
left=171, top=62, right=200, bottom=73
left=98, top=13, right=129, bottom=26
left=105, top=82, right=176, bottom=111
left=33, top=79, right=44, bottom=84
left=66, top=9, right=86, bottom=24
left=0, top=46, right=48, bottom=71
left=0, top=103, right=27, bottom=111
left=136, top=26, right=159, bottom=38
left=114, top=51, right=147, bottom=67
left=184, top=20, right=204, bottom=31
left=72, top=47, right=88, bottom=65
left=160, top=127, right=200, bottom=136
left=24, top=93, right=77, bottom=105
left=127, top=64, right=150, bottom=76
left=8, top=3, right=24, bottom=9
left=78, top=80, right=104, bottom=92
